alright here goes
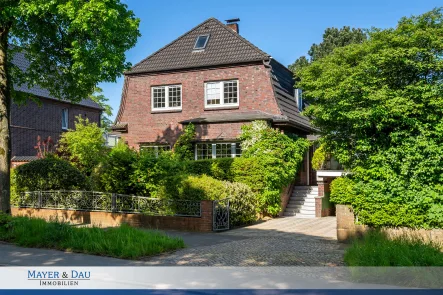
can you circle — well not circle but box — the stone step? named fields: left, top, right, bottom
left=290, top=195, right=317, bottom=200
left=283, top=212, right=316, bottom=218
left=287, top=203, right=315, bottom=209
left=289, top=199, right=316, bottom=205
left=291, top=193, right=318, bottom=198
left=293, top=186, right=318, bottom=190
left=284, top=208, right=316, bottom=215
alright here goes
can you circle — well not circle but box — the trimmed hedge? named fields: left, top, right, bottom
left=158, top=174, right=258, bottom=226
left=11, top=156, right=90, bottom=204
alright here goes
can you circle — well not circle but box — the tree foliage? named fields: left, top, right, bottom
left=0, top=0, right=139, bottom=212
left=300, top=8, right=443, bottom=228
left=289, top=26, right=367, bottom=81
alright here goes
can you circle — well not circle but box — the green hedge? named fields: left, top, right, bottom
left=330, top=175, right=443, bottom=228
left=11, top=156, right=90, bottom=204
left=158, top=174, right=258, bottom=226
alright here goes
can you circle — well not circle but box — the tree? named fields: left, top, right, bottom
left=58, top=116, right=107, bottom=175
left=89, top=87, right=113, bottom=131
left=289, top=26, right=367, bottom=80
left=0, top=0, right=140, bottom=213
left=299, top=8, right=443, bottom=228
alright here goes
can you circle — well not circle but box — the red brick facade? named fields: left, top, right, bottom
left=118, top=63, right=280, bottom=148
left=11, top=97, right=101, bottom=157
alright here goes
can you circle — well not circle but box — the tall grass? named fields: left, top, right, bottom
left=344, top=230, right=443, bottom=266
left=0, top=215, right=185, bottom=259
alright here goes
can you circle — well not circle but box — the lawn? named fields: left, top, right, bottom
left=344, top=230, right=443, bottom=266
left=0, top=214, right=185, bottom=259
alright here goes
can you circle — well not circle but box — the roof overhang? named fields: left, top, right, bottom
left=111, top=122, right=128, bottom=132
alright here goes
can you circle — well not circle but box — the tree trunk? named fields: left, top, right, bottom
left=0, top=26, right=11, bottom=214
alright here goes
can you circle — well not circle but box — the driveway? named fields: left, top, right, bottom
left=0, top=217, right=344, bottom=266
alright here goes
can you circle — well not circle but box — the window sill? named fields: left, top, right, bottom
left=204, top=106, right=239, bottom=111
left=151, top=109, right=182, bottom=114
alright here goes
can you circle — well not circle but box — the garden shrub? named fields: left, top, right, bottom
left=237, top=121, right=310, bottom=215
left=131, top=152, right=185, bottom=196
left=96, top=142, right=137, bottom=194
left=11, top=156, right=90, bottom=204
left=158, top=174, right=258, bottom=226
left=173, top=123, right=195, bottom=160
left=311, top=144, right=327, bottom=170
left=58, top=116, right=107, bottom=175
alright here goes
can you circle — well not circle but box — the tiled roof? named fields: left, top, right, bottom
left=11, top=156, right=39, bottom=162
left=11, top=50, right=103, bottom=110
left=180, top=111, right=275, bottom=124
left=126, top=18, right=270, bottom=74
left=180, top=110, right=314, bottom=132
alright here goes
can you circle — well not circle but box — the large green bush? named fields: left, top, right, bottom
left=173, top=123, right=195, bottom=160
left=58, top=117, right=107, bottom=175
left=131, top=152, right=185, bottom=196
left=238, top=121, right=310, bottom=215
left=11, top=156, right=90, bottom=204
left=158, top=174, right=258, bottom=226
left=95, top=142, right=137, bottom=194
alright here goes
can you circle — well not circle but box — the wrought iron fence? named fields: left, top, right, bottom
left=16, top=191, right=201, bottom=217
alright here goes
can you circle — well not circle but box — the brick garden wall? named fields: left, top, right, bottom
left=336, top=204, right=443, bottom=243
left=279, top=181, right=295, bottom=217
left=117, top=63, right=280, bottom=148
left=11, top=200, right=214, bottom=232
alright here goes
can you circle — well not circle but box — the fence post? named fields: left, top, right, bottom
left=38, top=191, right=42, bottom=209
left=111, top=193, right=116, bottom=212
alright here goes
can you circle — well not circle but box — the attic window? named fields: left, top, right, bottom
left=194, top=35, right=210, bottom=50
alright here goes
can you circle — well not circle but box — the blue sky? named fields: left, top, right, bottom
left=100, top=0, right=442, bottom=120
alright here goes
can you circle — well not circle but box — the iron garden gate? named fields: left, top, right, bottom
left=213, top=199, right=230, bottom=231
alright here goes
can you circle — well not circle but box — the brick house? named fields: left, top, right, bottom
left=10, top=50, right=103, bottom=167
left=113, top=18, right=335, bottom=217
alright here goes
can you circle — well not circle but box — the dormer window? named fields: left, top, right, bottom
left=194, top=35, right=210, bottom=50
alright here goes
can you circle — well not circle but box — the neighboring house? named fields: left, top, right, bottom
left=112, top=18, right=335, bottom=217
left=10, top=50, right=103, bottom=167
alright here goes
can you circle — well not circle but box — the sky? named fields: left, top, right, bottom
left=100, top=0, right=442, bottom=120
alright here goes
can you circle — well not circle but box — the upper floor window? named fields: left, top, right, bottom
left=151, top=85, right=182, bottom=111
left=204, top=80, right=238, bottom=108
left=194, top=35, right=210, bottom=50
left=61, top=108, right=69, bottom=130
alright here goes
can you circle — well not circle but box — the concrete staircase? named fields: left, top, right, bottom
left=283, top=186, right=317, bottom=218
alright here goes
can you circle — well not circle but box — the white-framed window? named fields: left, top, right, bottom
left=140, top=144, right=171, bottom=157
left=61, top=108, right=69, bottom=130
left=104, top=134, right=119, bottom=147
left=151, top=85, right=182, bottom=111
left=195, top=142, right=241, bottom=160
left=204, top=80, right=239, bottom=108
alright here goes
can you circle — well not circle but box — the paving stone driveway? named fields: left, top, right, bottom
left=145, top=217, right=345, bottom=266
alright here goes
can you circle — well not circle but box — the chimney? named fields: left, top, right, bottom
left=225, top=18, right=240, bottom=34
